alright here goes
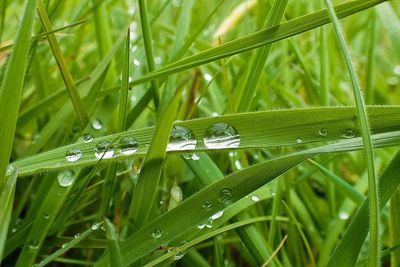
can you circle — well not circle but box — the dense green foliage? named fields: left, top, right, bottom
left=1, top=0, right=400, bottom=266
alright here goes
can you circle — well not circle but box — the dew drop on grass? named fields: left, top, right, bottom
left=43, top=213, right=50, bottom=220
left=197, top=223, right=206, bottom=229
left=167, top=126, right=197, bottom=151
left=219, top=188, right=233, bottom=205
left=191, top=153, right=200, bottom=160
left=119, top=136, right=139, bottom=155
left=6, top=164, right=15, bottom=176
left=91, top=222, right=101, bottom=231
left=342, top=129, right=355, bottom=139
left=65, top=148, right=82, bottom=162
left=151, top=227, right=162, bottom=239
left=339, top=211, right=350, bottom=220
left=92, top=119, right=103, bottom=130
left=173, top=250, right=186, bottom=260
left=94, top=140, right=114, bottom=159
left=57, top=170, right=74, bottom=187
left=319, top=128, right=328, bottom=137
left=202, top=200, right=212, bottom=209
left=203, top=123, right=240, bottom=149
left=296, top=138, right=303, bottom=144
left=83, top=134, right=94, bottom=143
left=211, top=210, right=224, bottom=220
left=251, top=195, right=260, bottom=202
left=74, top=233, right=80, bottom=239
left=28, top=240, right=39, bottom=250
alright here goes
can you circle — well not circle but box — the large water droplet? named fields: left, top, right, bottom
left=28, top=240, right=39, bottom=250
left=342, top=129, right=355, bottom=139
left=65, top=148, right=82, bottom=162
left=203, top=123, right=240, bottom=149
left=92, top=119, right=103, bottom=130
left=319, top=128, right=328, bottom=137
left=202, top=200, right=212, bottom=209
left=167, top=126, right=197, bottom=151
left=57, top=170, right=74, bottom=187
left=83, top=134, right=94, bottom=143
left=219, top=188, right=233, bottom=205
left=151, top=227, right=162, bottom=239
left=119, top=137, right=139, bottom=155
left=211, top=210, right=224, bottom=220
left=94, top=140, right=114, bottom=159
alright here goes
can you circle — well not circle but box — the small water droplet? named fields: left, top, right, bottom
left=92, top=119, right=103, bottom=130
left=133, top=59, right=141, bottom=66
left=91, top=222, right=101, bottom=230
left=167, top=126, right=197, bottom=151
left=57, top=170, right=74, bottom=187
left=173, top=250, right=186, bottom=260
left=94, top=140, right=114, bottom=159
left=394, top=65, right=400, bottom=75
left=204, top=73, right=212, bottom=81
left=145, top=142, right=150, bottom=147
left=342, top=129, right=355, bottom=139
left=197, top=223, right=206, bottom=229
left=151, top=227, right=162, bottom=239
left=65, top=148, right=82, bottom=162
left=119, top=137, right=139, bottom=155
left=339, top=211, right=349, bottom=220
left=204, top=123, right=240, bottom=149
left=234, top=160, right=242, bottom=170
left=62, top=243, right=67, bottom=248
left=183, top=153, right=193, bottom=160
left=83, top=134, right=94, bottom=143
left=43, top=213, right=50, bottom=220
left=6, top=164, right=15, bottom=176
left=251, top=195, right=260, bottom=202
left=296, top=138, right=303, bottom=144
left=271, top=192, right=276, bottom=197
left=319, top=128, right=328, bottom=137
left=74, top=233, right=80, bottom=238
left=191, top=153, right=200, bottom=160
left=28, top=240, right=39, bottom=250
left=219, top=188, right=233, bottom=205
left=202, top=200, right=212, bottom=209
left=211, top=210, right=224, bottom=220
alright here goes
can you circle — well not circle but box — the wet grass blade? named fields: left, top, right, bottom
left=324, top=1, right=379, bottom=265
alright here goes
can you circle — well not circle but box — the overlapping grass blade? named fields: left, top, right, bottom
left=13, top=106, right=400, bottom=176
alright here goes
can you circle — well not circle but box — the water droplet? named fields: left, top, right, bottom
left=339, top=211, right=349, bottom=220
left=94, top=140, right=114, bottom=159
left=173, top=250, right=186, bottom=260
left=83, top=134, right=94, bottom=143
left=28, top=240, right=39, bottom=250
left=74, top=233, right=80, bottom=238
left=151, top=227, right=162, bottom=239
left=296, top=138, right=303, bottom=144
left=234, top=160, right=242, bottom=170
left=183, top=153, right=193, bottom=160
left=197, top=223, right=206, bottom=229
left=204, top=123, right=240, bottom=149
left=271, top=192, right=276, bottom=197
left=43, top=213, right=50, bottom=220
left=119, top=137, right=139, bottom=155
left=91, top=222, right=101, bottom=231
left=211, top=210, right=224, bottom=220
left=319, top=128, right=328, bottom=137
left=6, top=164, right=15, bottom=176
left=133, top=59, right=141, bottom=66
left=219, top=188, right=233, bottom=205
left=92, top=119, right=103, bottom=130
left=342, top=129, right=355, bottom=139
left=57, top=170, right=74, bottom=187
left=145, top=142, right=150, bottom=147
left=65, top=148, right=82, bottom=162
left=394, top=65, right=400, bottom=75
left=204, top=73, right=212, bottom=81
left=202, top=200, right=212, bottom=209
left=191, top=153, right=200, bottom=160
left=62, top=243, right=67, bottom=248
left=167, top=126, right=197, bottom=151
left=251, top=195, right=260, bottom=202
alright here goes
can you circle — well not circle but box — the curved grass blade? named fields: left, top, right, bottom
left=324, top=1, right=379, bottom=265
left=13, top=106, right=400, bottom=176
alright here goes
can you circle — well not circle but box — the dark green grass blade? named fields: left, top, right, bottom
left=327, top=150, right=400, bottom=267
left=324, top=1, right=379, bottom=265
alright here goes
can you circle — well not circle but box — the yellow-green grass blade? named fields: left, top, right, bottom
left=128, top=85, right=184, bottom=229
left=235, top=0, right=288, bottom=112
left=327, top=150, right=400, bottom=267
left=0, top=168, right=18, bottom=261
left=37, top=0, right=89, bottom=127
left=324, top=1, right=379, bottom=265
left=13, top=106, right=400, bottom=176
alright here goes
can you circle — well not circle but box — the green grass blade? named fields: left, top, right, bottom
left=0, top=0, right=37, bottom=187
left=390, top=188, right=400, bottom=266
left=327, top=150, right=400, bottom=267
left=12, top=106, right=400, bottom=176
left=323, top=1, right=379, bottom=266
left=117, top=29, right=130, bottom=132
left=0, top=167, right=18, bottom=261
left=365, top=12, right=377, bottom=105
left=37, top=0, right=89, bottom=127
left=104, top=218, right=123, bottom=267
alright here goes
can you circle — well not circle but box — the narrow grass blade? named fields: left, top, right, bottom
left=37, top=0, right=89, bottom=127
left=324, top=1, right=379, bottom=265
left=104, top=218, right=123, bottom=267
left=390, top=189, right=400, bottom=266
left=0, top=167, right=18, bottom=261
left=365, top=12, right=377, bottom=105
left=117, top=28, right=131, bottom=132
left=327, top=150, right=400, bottom=267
